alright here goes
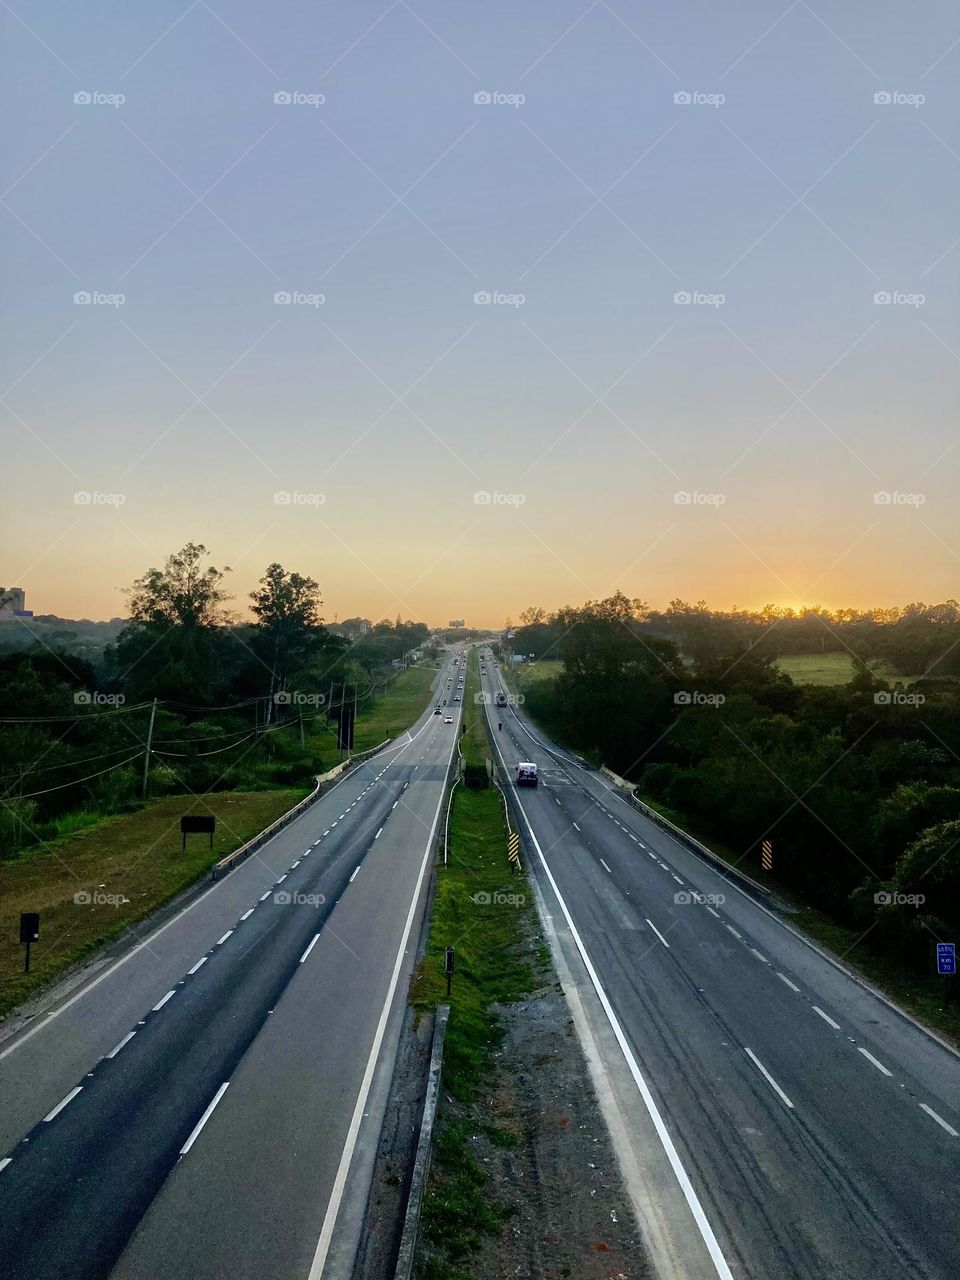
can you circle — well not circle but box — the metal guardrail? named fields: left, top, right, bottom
left=600, top=766, right=772, bottom=902
left=210, top=737, right=392, bottom=880
left=393, top=1004, right=450, bottom=1280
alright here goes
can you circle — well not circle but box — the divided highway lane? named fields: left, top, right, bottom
left=0, top=657, right=461, bottom=1280
left=481, top=662, right=960, bottom=1280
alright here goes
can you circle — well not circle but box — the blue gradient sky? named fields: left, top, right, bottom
left=3, top=1, right=958, bottom=626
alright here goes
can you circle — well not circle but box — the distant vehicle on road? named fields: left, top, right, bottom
left=434, top=707, right=441, bottom=714
left=516, top=762, right=538, bottom=787
left=443, top=715, right=453, bottom=723
left=495, top=691, right=508, bottom=707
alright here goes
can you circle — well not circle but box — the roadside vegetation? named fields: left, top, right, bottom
left=497, top=596, right=960, bottom=1041
left=412, top=649, right=544, bottom=1279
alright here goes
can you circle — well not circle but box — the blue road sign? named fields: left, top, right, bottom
left=936, top=942, right=956, bottom=975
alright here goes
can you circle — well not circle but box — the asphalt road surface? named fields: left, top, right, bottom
left=0, top=655, right=463, bottom=1280
left=480, top=655, right=960, bottom=1280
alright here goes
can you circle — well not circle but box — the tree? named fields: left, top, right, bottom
left=126, top=543, right=231, bottom=628
left=250, top=564, right=325, bottom=720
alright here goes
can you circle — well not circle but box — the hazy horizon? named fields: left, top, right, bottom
left=4, top=1, right=958, bottom=630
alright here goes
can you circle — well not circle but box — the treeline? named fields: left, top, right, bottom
left=0, top=544, right=431, bottom=854
left=509, top=598, right=960, bottom=675
left=505, top=593, right=960, bottom=978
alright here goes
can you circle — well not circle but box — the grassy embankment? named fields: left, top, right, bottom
left=411, top=649, right=545, bottom=1280
left=773, top=652, right=922, bottom=686
left=0, top=664, right=437, bottom=1018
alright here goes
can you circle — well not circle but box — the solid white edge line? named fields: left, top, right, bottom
left=812, top=1006, right=840, bottom=1030
left=180, top=1082, right=230, bottom=1155
left=43, top=1085, right=83, bottom=1122
left=486, top=716, right=734, bottom=1280
left=645, top=918, right=671, bottom=949
left=919, top=1103, right=958, bottom=1137
left=307, top=711, right=458, bottom=1280
left=106, top=1030, right=136, bottom=1058
left=777, top=972, right=801, bottom=993
left=187, top=957, right=207, bottom=976
left=300, top=934, right=321, bottom=964
left=744, top=1048, right=795, bottom=1109
left=858, top=1047, right=892, bottom=1077
left=152, top=990, right=175, bottom=1011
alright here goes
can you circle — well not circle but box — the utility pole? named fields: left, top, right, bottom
left=141, top=698, right=158, bottom=799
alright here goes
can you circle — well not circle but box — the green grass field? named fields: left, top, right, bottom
left=0, top=789, right=305, bottom=1017
left=774, top=653, right=922, bottom=686
left=1, top=663, right=439, bottom=1017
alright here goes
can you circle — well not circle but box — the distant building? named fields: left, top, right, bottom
left=448, top=619, right=465, bottom=628
left=0, top=587, right=32, bottom=620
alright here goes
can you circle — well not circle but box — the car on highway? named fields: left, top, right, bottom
left=434, top=706, right=441, bottom=714
left=443, top=715, right=453, bottom=723
left=516, top=762, right=538, bottom=787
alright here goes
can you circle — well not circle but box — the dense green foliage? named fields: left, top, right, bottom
left=506, top=594, right=960, bottom=978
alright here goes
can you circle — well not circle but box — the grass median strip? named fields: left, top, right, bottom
left=411, top=659, right=546, bottom=1279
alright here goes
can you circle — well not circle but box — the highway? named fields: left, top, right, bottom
left=0, top=655, right=463, bottom=1280
left=480, top=654, right=960, bottom=1280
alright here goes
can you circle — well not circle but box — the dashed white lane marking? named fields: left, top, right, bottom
left=276, top=874, right=287, bottom=884
left=44, top=1086, right=83, bottom=1122
left=777, top=972, right=801, bottom=993
left=106, top=1031, right=136, bottom=1058
left=858, top=1047, right=892, bottom=1077
left=645, top=918, right=670, bottom=949
left=573, top=822, right=581, bottom=832
left=0, top=1158, right=11, bottom=1173
left=749, top=948, right=769, bottom=964
left=300, top=934, right=321, bottom=964
left=152, top=990, right=176, bottom=1011
left=744, top=1048, right=794, bottom=1109
left=323, top=829, right=330, bottom=836
left=812, top=1006, right=840, bottom=1030
left=217, top=931, right=233, bottom=945
left=919, top=1103, right=958, bottom=1137
left=706, top=906, right=721, bottom=919
left=187, top=957, right=208, bottom=975
left=599, top=858, right=612, bottom=874
left=349, top=866, right=361, bottom=883
left=672, top=874, right=684, bottom=885
left=180, top=1082, right=230, bottom=1155
left=259, top=891, right=271, bottom=902
left=392, top=800, right=398, bottom=809
left=375, top=827, right=383, bottom=840
left=291, top=860, right=301, bottom=868
left=726, top=925, right=742, bottom=940
left=555, top=797, right=561, bottom=805
left=240, top=909, right=254, bottom=921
